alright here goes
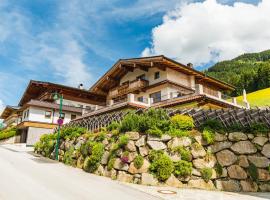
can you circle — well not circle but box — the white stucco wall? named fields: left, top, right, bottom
left=26, top=127, right=54, bottom=146
left=23, top=106, right=80, bottom=124
left=167, top=68, right=193, bottom=87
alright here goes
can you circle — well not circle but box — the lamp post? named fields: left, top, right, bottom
left=53, top=92, right=63, bottom=160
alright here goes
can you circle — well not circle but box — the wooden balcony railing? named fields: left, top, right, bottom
left=108, top=79, right=149, bottom=98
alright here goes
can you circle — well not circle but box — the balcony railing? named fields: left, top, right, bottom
left=108, top=79, right=149, bottom=98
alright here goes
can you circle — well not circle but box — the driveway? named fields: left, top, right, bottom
left=0, top=144, right=269, bottom=200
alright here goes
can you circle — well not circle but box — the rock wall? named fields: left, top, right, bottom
left=37, top=131, right=270, bottom=192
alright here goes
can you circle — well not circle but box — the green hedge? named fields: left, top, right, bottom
left=0, top=127, right=17, bottom=140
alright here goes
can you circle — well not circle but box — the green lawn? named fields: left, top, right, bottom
left=236, top=87, right=270, bottom=108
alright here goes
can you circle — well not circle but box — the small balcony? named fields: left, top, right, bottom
left=108, top=79, right=149, bottom=99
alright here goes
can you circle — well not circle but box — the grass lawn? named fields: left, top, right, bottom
left=237, top=87, right=270, bottom=108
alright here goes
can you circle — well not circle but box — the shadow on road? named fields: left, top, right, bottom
left=28, top=152, right=59, bottom=164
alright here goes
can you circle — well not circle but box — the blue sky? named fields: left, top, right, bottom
left=0, top=0, right=265, bottom=110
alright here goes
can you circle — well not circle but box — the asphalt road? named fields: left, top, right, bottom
left=0, top=144, right=269, bottom=200
left=0, top=144, right=161, bottom=200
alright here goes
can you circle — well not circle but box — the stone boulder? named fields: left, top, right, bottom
left=141, top=173, right=158, bottom=186
left=258, top=169, right=270, bottom=181
left=248, top=156, right=270, bottom=168
left=101, top=151, right=110, bottom=165
left=165, top=174, right=183, bottom=188
left=191, top=144, right=206, bottom=158
left=228, top=132, right=248, bottom=141
left=227, top=165, right=247, bottom=180
left=76, top=156, right=84, bottom=169
left=127, top=152, right=138, bottom=163
left=125, top=141, right=136, bottom=152
left=216, top=150, right=237, bottom=167
left=113, top=158, right=129, bottom=171
left=210, top=141, right=232, bottom=153
left=139, top=146, right=149, bottom=157
left=238, top=155, right=249, bottom=168
left=216, top=180, right=241, bottom=192
left=128, top=159, right=150, bottom=174
left=135, top=136, right=146, bottom=147
left=126, top=132, right=140, bottom=140
left=193, top=156, right=216, bottom=169
left=117, top=171, right=133, bottom=183
left=147, top=141, right=166, bottom=150
left=167, top=137, right=192, bottom=149
left=240, top=180, right=258, bottom=192
left=215, top=133, right=227, bottom=142
left=148, top=134, right=171, bottom=142
left=261, top=143, right=270, bottom=158
left=230, top=141, right=257, bottom=154
left=252, top=136, right=268, bottom=146
left=259, top=184, right=270, bottom=192
left=188, top=179, right=215, bottom=190
left=94, top=165, right=105, bottom=176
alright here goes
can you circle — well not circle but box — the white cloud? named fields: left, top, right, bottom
left=143, top=0, right=270, bottom=66
left=0, top=99, right=4, bottom=116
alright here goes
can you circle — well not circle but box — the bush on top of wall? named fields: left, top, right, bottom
left=0, top=127, right=17, bottom=140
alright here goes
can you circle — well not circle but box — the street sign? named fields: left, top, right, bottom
left=57, top=118, right=64, bottom=126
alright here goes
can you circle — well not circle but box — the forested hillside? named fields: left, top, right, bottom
left=205, top=50, right=270, bottom=95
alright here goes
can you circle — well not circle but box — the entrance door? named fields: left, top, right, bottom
left=20, top=129, right=28, bottom=143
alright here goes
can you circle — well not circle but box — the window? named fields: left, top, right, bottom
left=71, top=114, right=76, bottom=120
left=78, top=104, right=83, bottom=108
left=60, top=113, right=65, bottom=119
left=154, top=71, right=160, bottom=80
left=23, top=110, right=29, bottom=119
left=137, top=96, right=144, bottom=102
left=137, top=74, right=146, bottom=80
left=150, top=91, right=162, bottom=103
left=45, top=111, right=52, bottom=119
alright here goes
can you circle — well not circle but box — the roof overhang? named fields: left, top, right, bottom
left=0, top=106, right=20, bottom=119
left=19, top=80, right=106, bottom=106
left=89, top=55, right=235, bottom=95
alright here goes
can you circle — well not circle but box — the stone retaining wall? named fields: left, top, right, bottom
left=38, top=131, right=270, bottom=192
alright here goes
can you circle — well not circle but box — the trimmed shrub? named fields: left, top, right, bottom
left=200, top=168, right=212, bottom=182
left=167, top=126, right=190, bottom=137
left=149, top=153, right=174, bottom=181
left=60, top=127, right=87, bottom=140
left=118, top=135, right=129, bottom=147
left=249, top=122, right=269, bottom=135
left=248, top=163, right=258, bottom=182
left=38, top=133, right=56, bottom=157
left=120, top=112, right=140, bottom=132
left=170, top=114, right=194, bottom=130
left=134, top=155, right=144, bottom=169
left=0, top=127, right=17, bottom=140
left=215, top=163, right=223, bottom=176
left=148, top=150, right=164, bottom=162
left=174, top=160, right=192, bottom=177
left=200, top=119, right=224, bottom=132
left=63, top=147, right=76, bottom=166
left=172, top=146, right=192, bottom=161
left=94, top=132, right=106, bottom=142
left=83, top=142, right=104, bottom=173
left=107, top=121, right=121, bottom=131
left=108, top=157, right=116, bottom=171
left=146, top=127, right=163, bottom=137
left=202, top=128, right=215, bottom=144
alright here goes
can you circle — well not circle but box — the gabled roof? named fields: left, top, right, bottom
left=19, top=80, right=106, bottom=106
left=89, top=55, right=235, bottom=95
left=0, top=106, right=21, bottom=119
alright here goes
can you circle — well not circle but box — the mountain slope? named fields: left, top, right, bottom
left=205, top=50, right=270, bottom=95
left=236, top=87, right=270, bottom=108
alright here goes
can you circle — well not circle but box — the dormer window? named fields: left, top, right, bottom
left=154, top=71, right=160, bottom=80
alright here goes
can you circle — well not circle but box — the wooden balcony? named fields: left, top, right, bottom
left=108, top=79, right=149, bottom=99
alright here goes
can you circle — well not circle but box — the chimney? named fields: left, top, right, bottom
left=187, top=63, right=193, bottom=68
left=78, top=83, right=84, bottom=89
